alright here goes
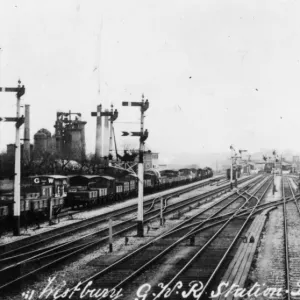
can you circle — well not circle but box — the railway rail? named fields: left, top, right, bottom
left=0, top=175, right=225, bottom=255
left=248, top=176, right=300, bottom=300
left=0, top=174, right=222, bottom=240
left=30, top=175, right=271, bottom=300
left=282, top=177, right=300, bottom=300
left=122, top=175, right=273, bottom=300
left=0, top=175, right=258, bottom=294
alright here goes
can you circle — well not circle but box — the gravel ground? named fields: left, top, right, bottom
left=246, top=175, right=286, bottom=299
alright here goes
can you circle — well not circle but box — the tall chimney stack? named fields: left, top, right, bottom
left=95, top=104, right=102, bottom=159
left=23, top=104, right=30, bottom=162
left=102, top=110, right=110, bottom=157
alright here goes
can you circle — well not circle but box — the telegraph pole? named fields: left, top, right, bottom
left=230, top=145, right=234, bottom=189
left=14, top=82, right=21, bottom=236
left=0, top=80, right=25, bottom=236
left=137, top=95, right=145, bottom=237
left=229, top=146, right=244, bottom=189
left=108, top=105, right=118, bottom=165
left=109, top=105, right=114, bottom=163
left=122, top=94, right=149, bottom=237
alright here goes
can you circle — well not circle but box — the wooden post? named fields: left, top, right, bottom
left=109, top=218, right=113, bottom=252
left=160, top=198, right=164, bottom=226
left=48, top=198, right=53, bottom=225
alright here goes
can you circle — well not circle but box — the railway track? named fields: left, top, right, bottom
left=145, top=176, right=272, bottom=300
left=0, top=175, right=226, bottom=255
left=35, top=175, right=271, bottom=300
left=283, top=177, right=300, bottom=300
left=257, top=176, right=300, bottom=300
left=0, top=175, right=258, bottom=294
left=0, top=176, right=243, bottom=261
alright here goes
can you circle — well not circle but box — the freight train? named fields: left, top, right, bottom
left=0, top=166, right=213, bottom=229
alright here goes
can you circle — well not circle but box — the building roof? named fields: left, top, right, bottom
left=99, top=175, right=116, bottom=181
left=29, top=175, right=68, bottom=179
left=70, top=175, right=101, bottom=179
left=69, top=175, right=115, bottom=181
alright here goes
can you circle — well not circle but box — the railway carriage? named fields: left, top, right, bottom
left=25, top=175, right=67, bottom=217
left=122, top=174, right=138, bottom=195
left=201, top=167, right=213, bottom=180
left=166, top=176, right=174, bottom=187
left=0, top=175, right=68, bottom=227
left=27, top=175, right=68, bottom=198
left=115, top=179, right=130, bottom=198
left=159, top=170, right=179, bottom=188
left=159, top=176, right=167, bottom=189
left=105, top=167, right=138, bottom=196
left=67, top=175, right=116, bottom=207
left=179, top=168, right=193, bottom=182
left=144, top=173, right=156, bottom=193
left=196, top=168, right=203, bottom=180
left=190, top=168, right=197, bottom=180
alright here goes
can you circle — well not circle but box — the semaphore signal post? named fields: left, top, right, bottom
left=122, top=94, right=149, bottom=237
left=0, top=80, right=26, bottom=236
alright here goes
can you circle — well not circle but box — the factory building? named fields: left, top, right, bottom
left=54, top=111, right=86, bottom=161
left=33, top=128, right=52, bottom=154
left=28, top=112, right=87, bottom=161
left=6, top=109, right=87, bottom=163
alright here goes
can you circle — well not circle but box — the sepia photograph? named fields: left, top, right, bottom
left=0, top=1, right=300, bottom=299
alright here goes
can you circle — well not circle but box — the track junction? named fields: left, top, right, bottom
left=1, top=174, right=300, bottom=300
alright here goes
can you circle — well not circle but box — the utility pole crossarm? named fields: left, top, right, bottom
left=122, top=101, right=142, bottom=107
left=0, top=87, right=18, bottom=92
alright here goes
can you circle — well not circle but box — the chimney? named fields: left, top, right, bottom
left=23, top=104, right=30, bottom=162
left=95, top=104, right=102, bottom=159
left=102, top=110, right=110, bottom=157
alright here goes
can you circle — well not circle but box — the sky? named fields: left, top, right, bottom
left=0, top=0, right=300, bottom=163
